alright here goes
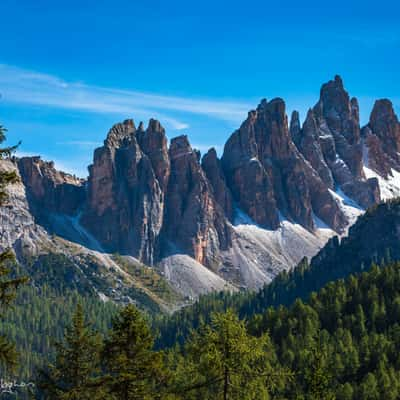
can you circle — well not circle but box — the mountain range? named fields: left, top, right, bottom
left=1, top=75, right=400, bottom=310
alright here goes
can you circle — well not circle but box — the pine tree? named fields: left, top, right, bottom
left=0, top=124, right=26, bottom=372
left=36, top=303, right=104, bottom=399
left=101, top=304, right=165, bottom=400
left=176, top=310, right=287, bottom=400
left=303, top=332, right=335, bottom=400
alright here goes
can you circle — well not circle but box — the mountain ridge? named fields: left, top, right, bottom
left=2, top=75, right=400, bottom=306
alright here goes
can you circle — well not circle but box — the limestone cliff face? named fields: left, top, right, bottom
left=80, top=121, right=232, bottom=268
left=18, top=156, right=85, bottom=218
left=163, top=136, right=232, bottom=269
left=201, top=147, right=233, bottom=221
left=313, top=75, right=363, bottom=180
left=292, top=76, right=380, bottom=209
left=81, top=119, right=167, bottom=265
left=222, top=98, right=347, bottom=232
left=362, top=99, right=400, bottom=178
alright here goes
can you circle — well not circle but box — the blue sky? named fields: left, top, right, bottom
left=0, top=0, right=399, bottom=177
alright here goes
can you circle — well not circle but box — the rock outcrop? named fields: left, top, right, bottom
left=293, top=75, right=380, bottom=209
left=163, top=136, right=232, bottom=269
left=202, top=147, right=233, bottom=221
left=222, top=98, right=347, bottom=232
left=81, top=121, right=232, bottom=268
left=362, top=99, right=400, bottom=178
left=81, top=119, right=166, bottom=265
left=18, top=156, right=85, bottom=218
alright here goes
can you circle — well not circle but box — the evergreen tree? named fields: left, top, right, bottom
left=101, top=304, right=165, bottom=400
left=176, top=310, right=286, bottom=400
left=303, top=332, right=335, bottom=400
left=0, top=124, right=26, bottom=372
left=36, top=303, right=104, bottom=399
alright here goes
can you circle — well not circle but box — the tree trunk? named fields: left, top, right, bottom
left=223, top=368, right=229, bottom=400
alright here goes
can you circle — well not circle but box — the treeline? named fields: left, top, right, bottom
left=25, top=261, right=400, bottom=399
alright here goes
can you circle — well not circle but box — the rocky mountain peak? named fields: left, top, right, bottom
left=362, top=99, right=400, bottom=178
left=169, top=135, right=193, bottom=159
left=222, top=95, right=349, bottom=232
left=369, top=99, right=400, bottom=150
left=316, top=75, right=360, bottom=144
left=289, top=110, right=301, bottom=144
left=256, top=98, right=268, bottom=110
left=17, top=156, right=85, bottom=218
left=104, top=119, right=136, bottom=148
left=139, top=119, right=170, bottom=190
left=202, top=148, right=234, bottom=221
left=301, top=76, right=377, bottom=206
left=164, top=134, right=232, bottom=269
left=147, top=118, right=164, bottom=134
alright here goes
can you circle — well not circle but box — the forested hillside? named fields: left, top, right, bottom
left=248, top=261, right=400, bottom=398
left=0, top=257, right=118, bottom=381
left=30, top=261, right=400, bottom=399
left=156, top=199, right=400, bottom=348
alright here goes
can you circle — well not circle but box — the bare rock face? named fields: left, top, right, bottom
left=369, top=99, right=400, bottom=154
left=82, top=119, right=166, bottom=265
left=362, top=99, right=400, bottom=178
left=17, top=156, right=85, bottom=217
left=201, top=147, right=234, bottom=221
left=342, top=178, right=380, bottom=208
left=293, top=76, right=380, bottom=208
left=313, top=75, right=363, bottom=179
left=294, top=109, right=334, bottom=188
left=222, top=104, right=280, bottom=229
left=138, top=118, right=170, bottom=191
left=289, top=110, right=301, bottom=145
left=163, top=136, right=232, bottom=270
left=82, top=121, right=232, bottom=269
left=222, top=98, right=347, bottom=232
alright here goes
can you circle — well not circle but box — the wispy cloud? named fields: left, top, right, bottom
left=0, top=64, right=251, bottom=130
left=56, top=140, right=103, bottom=148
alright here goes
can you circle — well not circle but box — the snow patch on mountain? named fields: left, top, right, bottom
left=364, top=166, right=400, bottom=200
left=221, top=208, right=334, bottom=289
left=329, top=189, right=364, bottom=229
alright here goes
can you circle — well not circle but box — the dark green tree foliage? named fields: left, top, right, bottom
left=101, top=304, right=165, bottom=400
left=0, top=256, right=117, bottom=381
left=303, top=333, right=335, bottom=400
left=31, top=262, right=400, bottom=399
left=37, top=304, right=104, bottom=399
left=0, top=124, right=27, bottom=373
left=247, top=262, right=400, bottom=399
left=171, top=310, right=287, bottom=400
